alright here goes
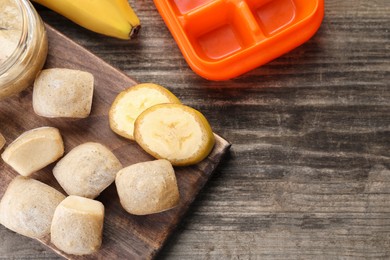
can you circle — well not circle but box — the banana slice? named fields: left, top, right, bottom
left=0, top=132, right=5, bottom=151
left=134, top=103, right=215, bottom=166
left=109, top=83, right=180, bottom=140
left=1, top=127, right=64, bottom=176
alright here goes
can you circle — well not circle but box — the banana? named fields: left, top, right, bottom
left=134, top=103, right=215, bottom=166
left=112, top=0, right=140, bottom=29
left=109, top=83, right=181, bottom=140
left=32, top=0, right=140, bottom=39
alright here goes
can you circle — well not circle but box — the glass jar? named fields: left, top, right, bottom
left=0, top=0, right=48, bottom=99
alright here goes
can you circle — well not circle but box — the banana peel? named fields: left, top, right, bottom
left=32, top=0, right=140, bottom=39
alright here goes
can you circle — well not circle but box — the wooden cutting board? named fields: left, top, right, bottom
left=0, top=25, right=230, bottom=259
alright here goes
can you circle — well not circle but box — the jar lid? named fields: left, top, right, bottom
left=154, top=0, right=324, bottom=80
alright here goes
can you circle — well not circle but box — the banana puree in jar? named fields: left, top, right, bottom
left=0, top=0, right=48, bottom=99
left=0, top=0, right=22, bottom=62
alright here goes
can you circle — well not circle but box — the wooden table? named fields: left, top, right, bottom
left=1, top=0, right=389, bottom=258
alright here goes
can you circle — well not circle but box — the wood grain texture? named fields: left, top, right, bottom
left=1, top=0, right=390, bottom=259
left=0, top=25, right=230, bottom=259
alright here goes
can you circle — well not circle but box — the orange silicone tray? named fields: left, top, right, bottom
left=154, top=0, right=324, bottom=80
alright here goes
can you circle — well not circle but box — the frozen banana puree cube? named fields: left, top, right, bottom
left=53, top=142, right=122, bottom=199
left=115, top=159, right=180, bottom=215
left=51, top=195, right=104, bottom=255
left=1, top=127, right=64, bottom=176
left=0, top=176, right=66, bottom=239
left=33, top=68, right=94, bottom=118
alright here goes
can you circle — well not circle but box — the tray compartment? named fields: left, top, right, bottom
left=183, top=1, right=257, bottom=61
left=246, top=0, right=296, bottom=36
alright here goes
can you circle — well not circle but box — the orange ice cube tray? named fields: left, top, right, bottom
left=153, top=0, right=324, bottom=80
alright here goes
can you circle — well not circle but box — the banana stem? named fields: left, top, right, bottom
left=130, top=24, right=141, bottom=38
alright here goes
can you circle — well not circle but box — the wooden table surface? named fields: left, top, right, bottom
left=1, top=0, right=389, bottom=259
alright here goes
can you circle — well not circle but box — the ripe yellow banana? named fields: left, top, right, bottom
left=32, top=0, right=140, bottom=40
